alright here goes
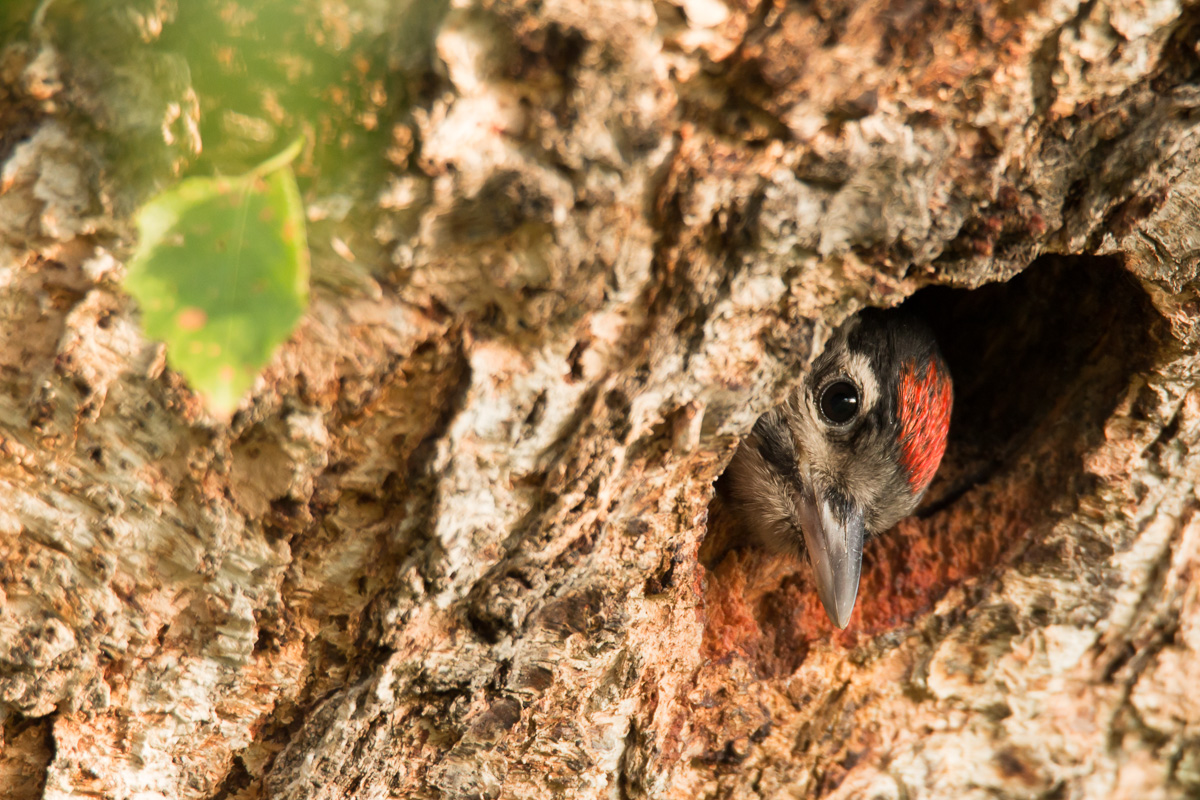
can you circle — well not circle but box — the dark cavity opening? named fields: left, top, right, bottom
left=700, top=254, right=1167, bottom=677
left=904, top=255, right=1162, bottom=516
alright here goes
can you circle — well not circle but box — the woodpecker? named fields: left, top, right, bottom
left=723, top=310, right=953, bottom=628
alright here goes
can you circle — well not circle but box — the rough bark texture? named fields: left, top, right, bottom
left=2, top=1, right=1200, bottom=798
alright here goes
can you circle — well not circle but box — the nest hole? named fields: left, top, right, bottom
left=701, top=255, right=1167, bottom=676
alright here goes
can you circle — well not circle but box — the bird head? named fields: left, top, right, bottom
left=724, top=310, right=953, bottom=628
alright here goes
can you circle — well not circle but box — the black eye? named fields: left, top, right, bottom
left=819, top=379, right=860, bottom=424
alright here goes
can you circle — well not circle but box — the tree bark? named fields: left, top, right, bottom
left=2, top=1, right=1200, bottom=799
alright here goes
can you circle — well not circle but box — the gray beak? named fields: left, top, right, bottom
left=798, top=486, right=865, bottom=629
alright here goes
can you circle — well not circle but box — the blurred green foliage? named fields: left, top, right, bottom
left=5, top=0, right=448, bottom=414
left=124, top=141, right=309, bottom=416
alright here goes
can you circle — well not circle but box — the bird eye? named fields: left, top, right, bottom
left=819, top=380, right=860, bottom=424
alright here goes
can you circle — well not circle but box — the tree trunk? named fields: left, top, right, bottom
left=2, top=1, right=1200, bottom=798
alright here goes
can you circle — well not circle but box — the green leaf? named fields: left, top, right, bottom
left=125, top=140, right=309, bottom=417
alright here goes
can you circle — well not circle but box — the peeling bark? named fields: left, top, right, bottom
left=2, top=1, right=1200, bottom=798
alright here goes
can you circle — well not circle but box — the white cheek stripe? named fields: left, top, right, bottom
left=839, top=352, right=879, bottom=415
left=781, top=349, right=878, bottom=480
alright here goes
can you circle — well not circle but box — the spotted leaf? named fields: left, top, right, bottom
left=125, top=139, right=309, bottom=416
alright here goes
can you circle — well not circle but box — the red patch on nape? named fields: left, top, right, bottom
left=898, top=358, right=953, bottom=493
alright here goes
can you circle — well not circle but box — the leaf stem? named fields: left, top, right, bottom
left=249, top=137, right=305, bottom=179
